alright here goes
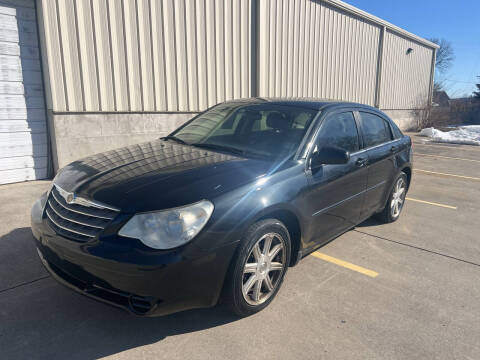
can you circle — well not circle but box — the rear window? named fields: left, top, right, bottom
left=360, top=112, right=393, bottom=148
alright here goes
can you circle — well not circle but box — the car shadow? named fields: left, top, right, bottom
left=0, top=228, right=240, bottom=359
left=355, top=217, right=383, bottom=228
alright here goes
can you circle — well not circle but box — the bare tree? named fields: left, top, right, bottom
left=433, top=80, right=446, bottom=92
left=412, top=95, right=434, bottom=131
left=473, top=76, right=480, bottom=99
left=428, top=38, right=455, bottom=74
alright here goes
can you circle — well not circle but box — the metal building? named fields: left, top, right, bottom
left=0, top=0, right=438, bottom=184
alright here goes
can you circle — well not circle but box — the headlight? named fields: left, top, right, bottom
left=118, top=200, right=214, bottom=249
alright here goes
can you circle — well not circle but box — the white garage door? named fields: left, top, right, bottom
left=0, top=0, right=48, bottom=185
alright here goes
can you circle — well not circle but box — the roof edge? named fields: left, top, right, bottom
left=324, top=0, right=440, bottom=49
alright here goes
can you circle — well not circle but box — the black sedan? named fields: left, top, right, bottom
left=31, top=98, right=412, bottom=317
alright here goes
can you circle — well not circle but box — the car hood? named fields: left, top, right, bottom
left=54, top=140, right=274, bottom=212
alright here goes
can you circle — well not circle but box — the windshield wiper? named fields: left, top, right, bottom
left=191, top=143, right=247, bottom=156
left=160, top=135, right=188, bottom=145
left=191, top=143, right=268, bottom=159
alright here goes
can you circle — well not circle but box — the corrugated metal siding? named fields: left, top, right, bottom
left=38, top=0, right=252, bottom=113
left=380, top=30, right=434, bottom=109
left=75, top=0, right=99, bottom=111
left=92, top=0, right=116, bottom=111
left=109, top=0, right=129, bottom=111
left=40, top=0, right=66, bottom=110
left=258, top=0, right=381, bottom=106
left=38, top=0, right=436, bottom=115
left=56, top=0, right=83, bottom=111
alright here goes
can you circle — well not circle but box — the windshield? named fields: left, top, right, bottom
left=170, top=103, right=318, bottom=160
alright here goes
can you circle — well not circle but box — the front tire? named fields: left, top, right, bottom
left=376, top=172, right=408, bottom=223
left=224, top=219, right=291, bottom=317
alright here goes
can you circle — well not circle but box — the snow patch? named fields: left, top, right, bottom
left=419, top=126, right=480, bottom=146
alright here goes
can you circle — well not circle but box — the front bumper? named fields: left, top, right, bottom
left=31, top=195, right=238, bottom=316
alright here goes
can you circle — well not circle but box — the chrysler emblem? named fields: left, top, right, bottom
left=66, top=193, right=75, bottom=204
left=53, top=184, right=120, bottom=212
left=54, top=185, right=76, bottom=204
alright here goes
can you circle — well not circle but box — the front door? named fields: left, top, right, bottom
left=304, top=111, right=368, bottom=248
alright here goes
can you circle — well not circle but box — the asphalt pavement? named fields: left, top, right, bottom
left=0, top=133, right=479, bottom=360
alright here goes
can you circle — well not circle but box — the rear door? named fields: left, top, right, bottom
left=305, top=110, right=368, bottom=247
left=358, top=111, right=397, bottom=216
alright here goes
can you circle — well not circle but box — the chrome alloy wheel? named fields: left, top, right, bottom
left=391, top=177, right=406, bottom=218
left=242, top=232, right=286, bottom=306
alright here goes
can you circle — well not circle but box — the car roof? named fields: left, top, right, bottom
left=223, top=97, right=379, bottom=112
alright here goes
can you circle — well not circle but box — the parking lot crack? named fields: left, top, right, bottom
left=354, top=229, right=480, bottom=268
left=0, top=275, right=51, bottom=294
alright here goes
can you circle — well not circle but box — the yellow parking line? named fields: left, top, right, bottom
left=415, top=169, right=480, bottom=181
left=406, top=197, right=457, bottom=210
left=311, top=252, right=379, bottom=278
left=415, top=153, right=480, bottom=163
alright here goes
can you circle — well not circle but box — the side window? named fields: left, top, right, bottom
left=315, top=112, right=359, bottom=153
left=360, top=112, right=393, bottom=147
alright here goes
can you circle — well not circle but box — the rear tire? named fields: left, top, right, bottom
left=375, top=172, right=408, bottom=223
left=223, top=219, right=291, bottom=317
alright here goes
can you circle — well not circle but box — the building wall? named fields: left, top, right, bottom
left=36, top=0, right=437, bottom=170
left=382, top=109, right=418, bottom=130
left=37, top=0, right=254, bottom=168
left=258, top=0, right=436, bottom=116
left=38, top=0, right=252, bottom=112
left=380, top=30, right=435, bottom=110
left=258, top=0, right=380, bottom=106
left=48, top=112, right=194, bottom=168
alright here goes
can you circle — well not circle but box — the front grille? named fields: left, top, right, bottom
left=44, top=186, right=119, bottom=242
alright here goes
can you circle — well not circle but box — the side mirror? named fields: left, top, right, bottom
left=310, top=146, right=350, bottom=169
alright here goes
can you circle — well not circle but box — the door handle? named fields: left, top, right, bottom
left=355, top=158, right=368, bottom=167
left=390, top=146, right=397, bottom=152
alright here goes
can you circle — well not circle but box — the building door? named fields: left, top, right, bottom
left=0, top=0, right=48, bottom=184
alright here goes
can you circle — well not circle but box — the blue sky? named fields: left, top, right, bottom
left=344, top=0, right=480, bottom=98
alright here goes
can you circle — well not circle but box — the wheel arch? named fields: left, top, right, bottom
left=256, top=208, right=303, bottom=267
left=378, top=166, right=411, bottom=214
left=218, top=207, right=303, bottom=309
left=401, top=166, right=412, bottom=190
